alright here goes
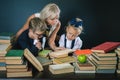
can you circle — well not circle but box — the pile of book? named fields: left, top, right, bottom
left=5, top=50, right=32, bottom=78
left=89, top=52, right=117, bottom=73
left=0, top=43, right=11, bottom=71
left=37, top=49, right=52, bottom=66
left=48, top=49, right=76, bottom=74
left=73, top=58, right=96, bottom=73
left=0, top=32, right=14, bottom=44
left=115, top=46, right=120, bottom=73
left=90, top=41, right=120, bottom=73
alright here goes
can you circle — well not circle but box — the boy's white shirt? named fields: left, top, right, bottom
left=33, top=39, right=38, bottom=45
left=59, top=34, right=82, bottom=50
left=42, top=37, right=46, bottom=49
left=33, top=37, right=46, bottom=49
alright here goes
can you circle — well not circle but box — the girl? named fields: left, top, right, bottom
left=59, top=18, right=83, bottom=50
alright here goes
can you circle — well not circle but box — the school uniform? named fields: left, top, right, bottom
left=59, top=34, right=82, bottom=50
left=12, top=29, right=42, bottom=56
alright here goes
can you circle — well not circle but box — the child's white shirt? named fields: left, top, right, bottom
left=59, top=34, right=82, bottom=50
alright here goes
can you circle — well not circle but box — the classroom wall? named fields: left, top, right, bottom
left=0, top=0, right=120, bottom=48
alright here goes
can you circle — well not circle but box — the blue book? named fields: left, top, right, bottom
left=0, top=62, right=6, bottom=71
left=96, top=69, right=115, bottom=73
left=0, top=62, right=6, bottom=67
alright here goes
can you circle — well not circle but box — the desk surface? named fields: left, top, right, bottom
left=0, top=66, right=120, bottom=79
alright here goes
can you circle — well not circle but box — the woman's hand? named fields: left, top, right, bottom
left=56, top=20, right=61, bottom=31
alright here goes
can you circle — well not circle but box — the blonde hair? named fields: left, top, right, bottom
left=67, top=18, right=83, bottom=35
left=29, top=17, right=47, bottom=32
left=40, top=3, right=60, bottom=20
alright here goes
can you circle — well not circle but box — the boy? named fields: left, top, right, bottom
left=59, top=18, right=83, bottom=50
left=12, top=18, right=47, bottom=56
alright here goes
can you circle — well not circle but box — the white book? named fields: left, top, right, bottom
left=49, top=49, right=75, bottom=58
left=49, top=63, right=74, bottom=74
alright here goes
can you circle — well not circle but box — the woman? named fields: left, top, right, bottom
left=15, top=3, right=63, bottom=51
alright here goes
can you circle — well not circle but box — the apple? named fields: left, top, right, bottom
left=77, top=54, right=87, bottom=63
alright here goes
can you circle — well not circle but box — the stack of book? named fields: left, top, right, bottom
left=115, top=46, right=120, bottom=73
left=73, top=58, right=96, bottom=73
left=0, top=43, right=11, bottom=71
left=89, top=52, right=117, bottom=73
left=5, top=50, right=32, bottom=78
left=0, top=32, right=14, bottom=44
left=49, top=63, right=74, bottom=74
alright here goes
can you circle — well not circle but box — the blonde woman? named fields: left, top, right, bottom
left=15, top=3, right=62, bottom=51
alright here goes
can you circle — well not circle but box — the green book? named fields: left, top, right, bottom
left=36, top=56, right=52, bottom=66
left=38, top=50, right=51, bottom=57
left=5, top=50, right=24, bottom=59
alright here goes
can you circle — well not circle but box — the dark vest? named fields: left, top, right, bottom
left=64, top=34, right=75, bottom=49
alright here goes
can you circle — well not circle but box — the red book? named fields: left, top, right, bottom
left=91, top=42, right=120, bottom=53
left=74, top=49, right=92, bottom=56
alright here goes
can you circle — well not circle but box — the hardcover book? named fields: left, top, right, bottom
left=36, top=56, right=52, bottom=66
left=115, top=49, right=120, bottom=56
left=0, top=39, right=11, bottom=44
left=5, top=50, right=24, bottom=59
left=0, top=62, right=6, bottom=71
left=6, top=60, right=27, bottom=69
left=89, top=57, right=116, bottom=69
left=7, top=68, right=32, bottom=78
left=24, top=48, right=43, bottom=72
left=6, top=59, right=23, bottom=64
left=93, top=52, right=116, bottom=57
left=96, top=69, right=116, bottom=73
left=76, top=60, right=95, bottom=71
left=49, top=49, right=75, bottom=58
left=91, top=53, right=117, bottom=61
left=91, top=42, right=120, bottom=53
left=38, top=49, right=52, bottom=57
left=74, top=49, right=92, bottom=56
left=73, top=63, right=95, bottom=73
left=0, top=43, right=11, bottom=55
left=53, top=56, right=76, bottom=64
left=7, top=67, right=28, bottom=72
left=0, top=32, right=14, bottom=40
left=49, top=63, right=74, bottom=74
left=90, top=54, right=117, bottom=65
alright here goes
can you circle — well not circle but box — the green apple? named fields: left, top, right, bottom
left=77, top=54, right=87, bottom=63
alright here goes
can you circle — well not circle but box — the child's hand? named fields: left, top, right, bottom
left=35, top=41, right=42, bottom=50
